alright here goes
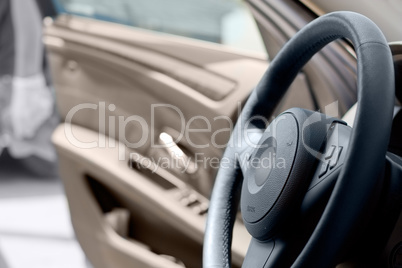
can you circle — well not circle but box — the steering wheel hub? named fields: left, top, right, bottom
left=242, top=113, right=298, bottom=222
left=241, top=109, right=335, bottom=240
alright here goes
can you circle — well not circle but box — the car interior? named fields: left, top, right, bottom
left=43, top=0, right=402, bottom=267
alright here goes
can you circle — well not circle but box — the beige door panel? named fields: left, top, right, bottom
left=45, top=14, right=266, bottom=268
left=45, top=14, right=313, bottom=268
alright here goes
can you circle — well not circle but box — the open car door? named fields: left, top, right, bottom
left=45, top=0, right=356, bottom=267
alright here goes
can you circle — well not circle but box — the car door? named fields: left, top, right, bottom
left=45, top=1, right=355, bottom=268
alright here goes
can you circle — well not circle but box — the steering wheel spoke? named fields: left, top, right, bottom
left=242, top=238, right=275, bottom=267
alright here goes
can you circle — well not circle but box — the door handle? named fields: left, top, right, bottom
left=159, top=132, right=197, bottom=175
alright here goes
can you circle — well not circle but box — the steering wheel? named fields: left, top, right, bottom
left=203, top=11, right=395, bottom=267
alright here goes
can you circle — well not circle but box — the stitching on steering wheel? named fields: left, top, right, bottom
left=222, top=170, right=242, bottom=267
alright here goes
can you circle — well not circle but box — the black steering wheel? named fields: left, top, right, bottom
left=203, top=11, right=395, bottom=267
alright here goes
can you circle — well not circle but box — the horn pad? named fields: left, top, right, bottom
left=242, top=113, right=298, bottom=222
left=241, top=108, right=333, bottom=240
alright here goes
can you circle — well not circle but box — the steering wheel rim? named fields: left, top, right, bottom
left=204, top=11, right=395, bottom=268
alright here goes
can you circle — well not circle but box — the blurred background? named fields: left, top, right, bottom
left=0, top=0, right=86, bottom=266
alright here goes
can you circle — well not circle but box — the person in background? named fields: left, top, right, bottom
left=0, top=0, right=14, bottom=148
left=0, top=0, right=59, bottom=177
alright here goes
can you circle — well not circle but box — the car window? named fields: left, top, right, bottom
left=52, top=0, right=266, bottom=54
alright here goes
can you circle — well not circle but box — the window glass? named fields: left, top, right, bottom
left=53, top=0, right=266, bottom=54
